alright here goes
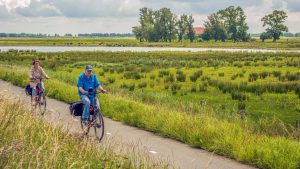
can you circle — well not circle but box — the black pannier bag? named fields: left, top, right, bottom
left=69, top=101, right=95, bottom=116
left=69, top=101, right=84, bottom=116
left=25, top=84, right=32, bottom=96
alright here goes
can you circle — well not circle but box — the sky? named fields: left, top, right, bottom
left=0, top=0, right=299, bottom=34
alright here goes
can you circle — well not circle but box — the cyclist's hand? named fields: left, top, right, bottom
left=82, top=90, right=88, bottom=95
left=100, top=89, right=106, bottom=94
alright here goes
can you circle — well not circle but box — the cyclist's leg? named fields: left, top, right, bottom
left=81, top=95, right=91, bottom=123
left=31, top=85, right=37, bottom=112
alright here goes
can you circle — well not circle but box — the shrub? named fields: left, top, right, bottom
left=149, top=74, right=156, bottom=80
left=158, top=70, right=170, bottom=77
left=124, top=72, right=142, bottom=80
left=191, top=86, right=197, bottom=92
left=259, top=71, right=269, bottom=79
left=164, top=74, right=175, bottom=83
left=218, top=72, right=225, bottom=77
left=248, top=73, right=259, bottom=82
left=138, top=82, right=147, bottom=88
left=99, top=71, right=105, bottom=76
left=107, top=77, right=115, bottom=83
left=176, top=73, right=186, bottom=82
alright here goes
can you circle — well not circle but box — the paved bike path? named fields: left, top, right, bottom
left=0, top=80, right=256, bottom=169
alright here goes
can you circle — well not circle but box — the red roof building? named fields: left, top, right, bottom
left=194, top=27, right=205, bottom=36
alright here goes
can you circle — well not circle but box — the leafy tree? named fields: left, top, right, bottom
left=154, top=8, right=177, bottom=42
left=203, top=13, right=227, bottom=42
left=186, top=15, right=196, bottom=42
left=260, top=32, right=271, bottom=42
left=177, top=14, right=188, bottom=42
left=133, top=7, right=177, bottom=42
left=218, top=6, right=249, bottom=42
left=261, top=10, right=288, bottom=42
left=200, top=31, right=211, bottom=41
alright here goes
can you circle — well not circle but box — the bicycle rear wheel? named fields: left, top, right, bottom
left=93, top=111, right=105, bottom=141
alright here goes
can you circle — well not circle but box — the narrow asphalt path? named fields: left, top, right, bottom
left=0, top=80, right=257, bottom=169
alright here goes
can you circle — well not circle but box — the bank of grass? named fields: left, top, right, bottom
left=0, top=37, right=300, bottom=49
left=1, top=65, right=300, bottom=168
left=0, top=95, right=166, bottom=168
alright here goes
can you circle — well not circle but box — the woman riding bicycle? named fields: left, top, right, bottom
left=28, top=59, right=49, bottom=105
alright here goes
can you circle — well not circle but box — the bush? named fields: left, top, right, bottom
left=259, top=71, right=269, bottom=79
left=124, top=72, right=142, bottom=80
left=149, top=74, right=156, bottom=80
left=116, top=67, right=125, bottom=73
left=248, top=73, right=259, bottom=82
left=171, top=84, right=181, bottom=94
left=138, top=82, right=147, bottom=88
left=164, top=74, right=175, bottom=83
left=231, top=92, right=247, bottom=101
left=107, top=77, right=115, bottom=83
left=158, top=70, right=170, bottom=77
left=191, top=86, right=197, bottom=92
left=99, top=71, right=105, bottom=76
left=218, top=72, right=225, bottom=77
left=176, top=73, right=186, bottom=82
left=199, top=82, right=208, bottom=92
left=272, top=71, right=281, bottom=78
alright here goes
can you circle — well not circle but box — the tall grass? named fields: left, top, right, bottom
left=0, top=95, right=167, bottom=169
left=1, top=65, right=300, bottom=168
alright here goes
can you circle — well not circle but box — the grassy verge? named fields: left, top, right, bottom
left=0, top=37, right=300, bottom=49
left=0, top=65, right=300, bottom=169
left=0, top=95, right=167, bottom=168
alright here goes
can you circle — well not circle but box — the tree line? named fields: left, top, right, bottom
left=132, top=7, right=196, bottom=42
left=133, top=6, right=291, bottom=42
left=0, top=33, right=134, bottom=38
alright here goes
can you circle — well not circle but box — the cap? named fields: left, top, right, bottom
left=85, top=65, right=93, bottom=71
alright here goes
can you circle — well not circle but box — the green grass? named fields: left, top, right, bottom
left=0, top=37, right=300, bottom=49
left=0, top=64, right=300, bottom=169
left=0, top=95, right=166, bottom=169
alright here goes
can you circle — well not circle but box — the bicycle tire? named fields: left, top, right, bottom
left=93, top=111, right=105, bottom=141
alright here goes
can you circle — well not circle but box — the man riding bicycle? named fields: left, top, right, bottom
left=28, top=59, right=49, bottom=107
left=77, top=65, right=106, bottom=129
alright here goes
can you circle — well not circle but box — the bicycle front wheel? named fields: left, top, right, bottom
left=37, top=94, right=47, bottom=115
left=93, top=111, right=105, bottom=141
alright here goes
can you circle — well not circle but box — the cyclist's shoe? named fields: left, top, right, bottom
left=82, top=120, right=89, bottom=134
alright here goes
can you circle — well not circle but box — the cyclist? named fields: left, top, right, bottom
left=28, top=59, right=49, bottom=107
left=77, top=65, right=106, bottom=130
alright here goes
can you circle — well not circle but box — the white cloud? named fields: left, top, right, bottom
left=0, top=0, right=31, bottom=11
left=0, top=0, right=299, bottom=33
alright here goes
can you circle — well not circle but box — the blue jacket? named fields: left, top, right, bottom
left=77, top=73, right=100, bottom=97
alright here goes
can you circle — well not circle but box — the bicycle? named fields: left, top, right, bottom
left=69, top=88, right=106, bottom=141
left=30, top=77, right=47, bottom=115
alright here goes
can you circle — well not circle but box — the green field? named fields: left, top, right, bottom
left=0, top=37, right=300, bottom=49
left=0, top=50, right=300, bottom=168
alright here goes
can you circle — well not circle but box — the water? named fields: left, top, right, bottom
left=0, top=46, right=299, bottom=53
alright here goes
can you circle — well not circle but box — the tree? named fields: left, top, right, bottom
left=260, top=32, right=271, bottom=42
left=218, top=6, right=249, bottom=42
left=177, top=14, right=188, bottom=42
left=154, top=8, right=177, bottom=42
left=186, top=15, right=196, bottom=42
left=261, top=10, right=288, bottom=42
left=203, top=13, right=227, bottom=42
left=132, top=26, right=144, bottom=42
left=295, top=33, right=300, bottom=37
left=133, top=7, right=177, bottom=42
